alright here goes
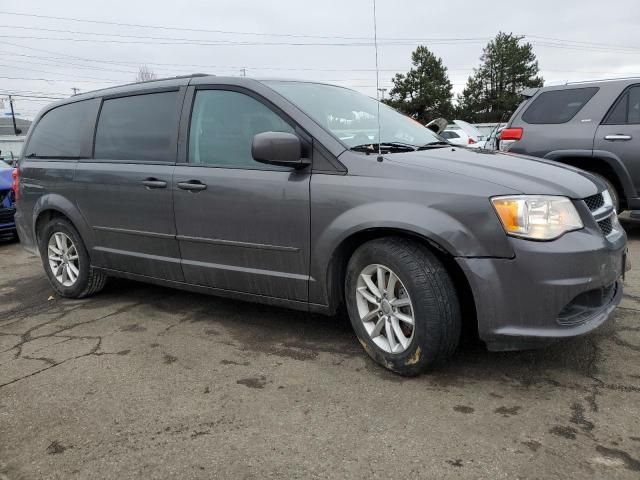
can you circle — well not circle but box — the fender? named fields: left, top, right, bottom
left=308, top=201, right=514, bottom=307
left=32, top=193, right=96, bottom=251
left=544, top=149, right=636, bottom=200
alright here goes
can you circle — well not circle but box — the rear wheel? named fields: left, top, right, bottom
left=345, top=237, right=461, bottom=376
left=38, top=217, right=107, bottom=298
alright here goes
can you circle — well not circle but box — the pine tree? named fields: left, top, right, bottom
left=384, top=46, right=454, bottom=124
left=457, top=33, right=543, bottom=122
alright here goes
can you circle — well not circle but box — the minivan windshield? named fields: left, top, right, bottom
left=263, top=81, right=444, bottom=152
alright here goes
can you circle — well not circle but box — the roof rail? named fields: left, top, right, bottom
left=564, top=76, right=640, bottom=85
left=71, top=73, right=213, bottom=96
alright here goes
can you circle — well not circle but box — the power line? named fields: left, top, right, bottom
left=0, top=24, right=489, bottom=46
left=0, top=10, right=492, bottom=42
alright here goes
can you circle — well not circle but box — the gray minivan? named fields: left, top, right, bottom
left=15, top=75, right=627, bottom=375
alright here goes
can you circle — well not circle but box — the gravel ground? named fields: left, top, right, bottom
left=0, top=219, right=639, bottom=479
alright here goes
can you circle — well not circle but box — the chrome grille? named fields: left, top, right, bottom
left=598, top=217, right=613, bottom=236
left=582, top=190, right=617, bottom=238
left=584, top=193, right=604, bottom=212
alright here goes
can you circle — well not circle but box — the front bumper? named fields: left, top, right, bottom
left=457, top=228, right=627, bottom=351
left=0, top=207, right=16, bottom=236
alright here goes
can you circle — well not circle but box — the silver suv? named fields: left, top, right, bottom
left=14, top=75, right=627, bottom=375
left=500, top=78, right=640, bottom=213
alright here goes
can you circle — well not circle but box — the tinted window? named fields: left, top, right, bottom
left=522, top=87, right=599, bottom=124
left=94, top=91, right=178, bottom=162
left=188, top=90, right=294, bottom=168
left=25, top=100, right=94, bottom=158
left=605, top=86, right=640, bottom=124
left=441, top=131, right=460, bottom=139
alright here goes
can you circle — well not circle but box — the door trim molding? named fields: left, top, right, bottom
left=93, top=225, right=175, bottom=240
left=176, top=234, right=300, bottom=252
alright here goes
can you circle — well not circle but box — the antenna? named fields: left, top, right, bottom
left=372, top=0, right=383, bottom=161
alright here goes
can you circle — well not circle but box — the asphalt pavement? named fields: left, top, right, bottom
left=1, top=219, right=639, bottom=479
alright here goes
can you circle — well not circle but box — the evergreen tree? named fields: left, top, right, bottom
left=384, top=46, right=454, bottom=124
left=457, top=33, right=543, bottom=122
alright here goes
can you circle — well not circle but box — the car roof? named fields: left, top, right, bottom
left=538, top=77, right=640, bottom=92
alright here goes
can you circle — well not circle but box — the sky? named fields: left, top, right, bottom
left=1, top=0, right=639, bottom=120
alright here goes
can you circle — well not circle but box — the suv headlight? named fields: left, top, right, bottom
left=491, top=195, right=583, bottom=240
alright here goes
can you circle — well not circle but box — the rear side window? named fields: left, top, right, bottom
left=94, top=91, right=178, bottom=162
left=441, top=131, right=460, bottom=139
left=522, top=87, right=599, bottom=124
left=604, top=85, right=640, bottom=124
left=25, top=100, right=94, bottom=158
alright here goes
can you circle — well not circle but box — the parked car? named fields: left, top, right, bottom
left=500, top=78, right=640, bottom=212
left=15, top=76, right=627, bottom=375
left=0, top=159, right=17, bottom=239
left=441, top=120, right=485, bottom=147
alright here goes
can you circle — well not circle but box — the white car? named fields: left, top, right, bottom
left=441, top=120, right=486, bottom=148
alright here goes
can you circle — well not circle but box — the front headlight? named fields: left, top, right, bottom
left=491, top=195, right=583, bottom=240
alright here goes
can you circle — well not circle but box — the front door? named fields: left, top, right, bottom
left=594, top=84, right=640, bottom=197
left=173, top=87, right=311, bottom=301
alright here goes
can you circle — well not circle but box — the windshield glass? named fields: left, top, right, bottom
left=0, top=160, right=10, bottom=169
left=263, top=81, right=442, bottom=149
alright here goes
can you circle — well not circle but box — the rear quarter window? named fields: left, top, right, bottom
left=521, top=87, right=599, bottom=124
left=25, top=100, right=95, bottom=158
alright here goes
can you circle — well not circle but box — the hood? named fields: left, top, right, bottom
left=383, top=147, right=600, bottom=199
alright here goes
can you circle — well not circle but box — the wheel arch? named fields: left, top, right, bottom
left=544, top=150, right=635, bottom=209
left=324, top=227, right=478, bottom=341
left=32, top=194, right=94, bottom=249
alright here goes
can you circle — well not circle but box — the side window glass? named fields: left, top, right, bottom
left=605, top=92, right=628, bottom=125
left=604, top=86, right=640, bottom=125
left=628, top=87, right=640, bottom=124
left=521, top=87, right=599, bottom=124
left=94, top=91, right=178, bottom=162
left=25, top=100, right=94, bottom=158
left=188, top=90, right=294, bottom=168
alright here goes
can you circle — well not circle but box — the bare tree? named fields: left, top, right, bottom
left=135, top=65, right=157, bottom=83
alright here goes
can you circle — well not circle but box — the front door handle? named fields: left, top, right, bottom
left=177, top=180, right=207, bottom=191
left=604, top=134, right=632, bottom=141
left=142, top=178, right=167, bottom=189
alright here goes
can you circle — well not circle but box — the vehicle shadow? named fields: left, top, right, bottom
left=94, top=274, right=625, bottom=387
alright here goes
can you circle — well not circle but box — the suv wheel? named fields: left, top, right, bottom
left=593, top=174, right=621, bottom=212
left=39, top=217, right=107, bottom=298
left=345, top=237, right=461, bottom=376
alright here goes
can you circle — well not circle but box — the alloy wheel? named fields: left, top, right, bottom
left=355, top=263, right=415, bottom=354
left=48, top=232, right=80, bottom=287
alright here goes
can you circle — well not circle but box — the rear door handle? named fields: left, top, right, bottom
left=604, top=134, right=632, bottom=141
left=142, top=178, right=167, bottom=189
left=177, top=180, right=207, bottom=191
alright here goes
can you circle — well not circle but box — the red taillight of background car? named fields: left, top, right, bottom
left=500, top=128, right=524, bottom=141
left=468, top=137, right=476, bottom=144
left=11, top=168, right=19, bottom=202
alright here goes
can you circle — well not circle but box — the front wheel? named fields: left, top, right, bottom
left=38, top=217, right=107, bottom=298
left=345, top=237, right=461, bottom=376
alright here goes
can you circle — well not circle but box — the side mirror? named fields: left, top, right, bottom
left=251, top=131, right=310, bottom=169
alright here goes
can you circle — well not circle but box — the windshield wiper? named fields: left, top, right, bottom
left=350, top=142, right=418, bottom=153
left=417, top=141, right=451, bottom=150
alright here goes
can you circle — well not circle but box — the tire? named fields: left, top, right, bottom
left=38, top=217, right=107, bottom=298
left=592, top=173, right=621, bottom=213
left=345, top=237, right=461, bottom=376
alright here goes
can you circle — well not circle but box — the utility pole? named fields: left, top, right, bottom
left=71, top=87, right=80, bottom=95
left=240, top=68, right=246, bottom=77
left=8, top=95, right=21, bottom=135
left=378, top=88, right=387, bottom=101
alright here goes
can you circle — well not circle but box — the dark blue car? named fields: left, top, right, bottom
left=0, top=160, right=16, bottom=238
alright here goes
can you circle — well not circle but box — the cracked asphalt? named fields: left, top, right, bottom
left=1, top=220, right=639, bottom=479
